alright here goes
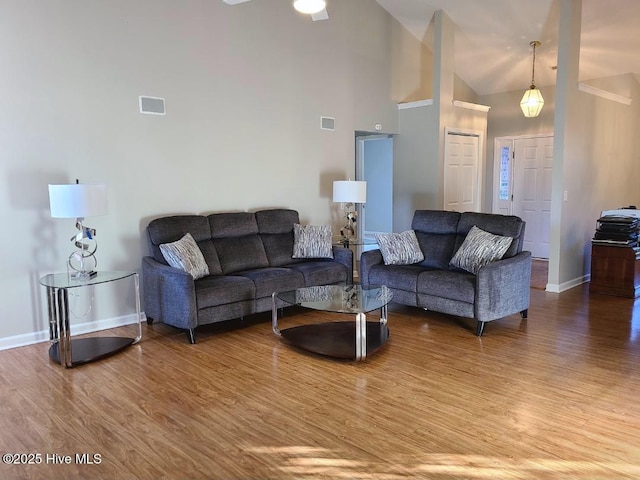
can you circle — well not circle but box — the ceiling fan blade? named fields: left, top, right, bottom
left=222, top=0, right=251, bottom=5
left=311, top=7, right=329, bottom=21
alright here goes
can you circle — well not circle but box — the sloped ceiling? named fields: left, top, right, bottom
left=376, top=0, right=640, bottom=97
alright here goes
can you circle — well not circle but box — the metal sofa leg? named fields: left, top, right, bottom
left=186, top=329, right=196, bottom=344
left=476, top=321, right=486, bottom=336
left=520, top=309, right=528, bottom=319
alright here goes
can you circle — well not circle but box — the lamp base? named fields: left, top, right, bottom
left=70, top=270, right=98, bottom=281
left=67, top=219, right=98, bottom=280
left=339, top=208, right=358, bottom=245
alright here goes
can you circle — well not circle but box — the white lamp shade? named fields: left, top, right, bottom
left=520, top=86, right=545, bottom=117
left=333, top=180, right=367, bottom=204
left=48, top=184, right=108, bottom=218
left=293, top=0, right=326, bottom=14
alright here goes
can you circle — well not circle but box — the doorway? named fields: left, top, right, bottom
left=493, top=134, right=554, bottom=259
left=355, top=134, right=394, bottom=253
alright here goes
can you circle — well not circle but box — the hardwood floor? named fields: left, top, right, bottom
left=531, top=258, right=549, bottom=290
left=2, top=278, right=640, bottom=479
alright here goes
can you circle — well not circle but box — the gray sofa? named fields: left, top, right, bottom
left=360, top=210, right=531, bottom=336
left=142, top=208, right=352, bottom=343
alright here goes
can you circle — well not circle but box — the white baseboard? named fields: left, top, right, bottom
left=0, top=312, right=145, bottom=352
left=546, top=274, right=590, bottom=293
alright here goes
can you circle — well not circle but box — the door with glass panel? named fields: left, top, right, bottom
left=493, top=135, right=553, bottom=259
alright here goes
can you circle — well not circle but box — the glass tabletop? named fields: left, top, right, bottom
left=332, top=236, right=378, bottom=247
left=277, top=284, right=392, bottom=314
left=39, top=271, right=137, bottom=289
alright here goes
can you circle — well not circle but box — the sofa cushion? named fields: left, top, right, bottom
left=235, top=268, right=305, bottom=298
left=213, top=235, right=270, bottom=274
left=375, top=230, right=424, bottom=265
left=147, top=215, right=212, bottom=263
left=292, top=224, right=333, bottom=259
left=287, top=260, right=347, bottom=286
left=411, top=210, right=461, bottom=268
left=196, top=240, right=223, bottom=275
left=255, top=209, right=300, bottom=234
left=195, top=275, right=255, bottom=309
left=456, top=212, right=524, bottom=258
left=256, top=209, right=307, bottom=266
left=417, top=269, right=476, bottom=303
left=414, top=232, right=457, bottom=269
left=450, top=226, right=513, bottom=275
left=159, top=233, right=210, bottom=280
left=208, top=212, right=259, bottom=238
left=368, top=264, right=424, bottom=293
left=412, top=210, right=461, bottom=233
left=261, top=232, right=303, bottom=267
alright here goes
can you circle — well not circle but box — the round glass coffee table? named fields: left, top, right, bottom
left=272, top=284, right=392, bottom=361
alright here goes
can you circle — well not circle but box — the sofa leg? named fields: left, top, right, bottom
left=476, top=321, right=486, bottom=337
left=186, top=329, right=196, bottom=344
left=520, top=309, right=528, bottom=319
left=146, top=316, right=154, bottom=325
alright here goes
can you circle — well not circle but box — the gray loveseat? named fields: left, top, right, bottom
left=142, top=209, right=352, bottom=343
left=360, top=210, right=531, bottom=336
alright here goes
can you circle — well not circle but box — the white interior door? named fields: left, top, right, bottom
left=513, top=136, right=554, bottom=258
left=444, top=131, right=480, bottom=212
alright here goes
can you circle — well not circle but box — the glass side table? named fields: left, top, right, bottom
left=39, top=271, right=142, bottom=368
left=332, top=236, right=377, bottom=248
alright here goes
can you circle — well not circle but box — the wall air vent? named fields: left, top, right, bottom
left=320, top=116, right=335, bottom=131
left=139, top=96, right=166, bottom=115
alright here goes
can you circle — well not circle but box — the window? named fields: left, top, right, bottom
left=499, top=146, right=511, bottom=201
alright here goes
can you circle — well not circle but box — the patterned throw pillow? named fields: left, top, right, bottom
left=159, top=233, right=210, bottom=280
left=292, top=224, right=333, bottom=259
left=450, top=225, right=513, bottom=274
left=375, top=230, right=424, bottom=265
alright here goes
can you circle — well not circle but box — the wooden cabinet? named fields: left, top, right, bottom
left=590, top=244, right=640, bottom=298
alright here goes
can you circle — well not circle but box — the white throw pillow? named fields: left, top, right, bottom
left=375, top=230, right=424, bottom=265
left=449, top=225, right=513, bottom=274
left=292, top=224, right=333, bottom=259
left=159, top=233, right=210, bottom=280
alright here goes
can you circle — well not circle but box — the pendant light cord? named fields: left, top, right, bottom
left=530, top=41, right=540, bottom=87
left=531, top=44, right=536, bottom=86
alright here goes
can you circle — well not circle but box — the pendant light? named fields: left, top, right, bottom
left=520, top=41, right=545, bottom=118
left=293, top=0, right=326, bottom=15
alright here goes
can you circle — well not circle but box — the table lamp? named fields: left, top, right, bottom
left=48, top=180, right=107, bottom=279
left=333, top=180, right=366, bottom=245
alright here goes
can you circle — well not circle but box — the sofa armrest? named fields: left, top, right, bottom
left=475, top=251, right=532, bottom=322
left=142, top=256, right=198, bottom=329
left=332, top=246, right=354, bottom=284
left=359, top=249, right=384, bottom=288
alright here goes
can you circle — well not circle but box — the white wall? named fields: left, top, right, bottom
left=0, top=0, right=426, bottom=343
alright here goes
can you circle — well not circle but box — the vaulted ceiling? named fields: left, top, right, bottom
left=375, top=0, right=640, bottom=97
